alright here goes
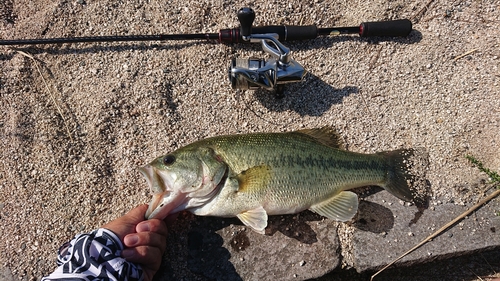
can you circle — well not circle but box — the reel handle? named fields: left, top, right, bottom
left=237, top=7, right=255, bottom=39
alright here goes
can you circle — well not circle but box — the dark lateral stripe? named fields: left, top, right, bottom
left=278, top=153, right=384, bottom=172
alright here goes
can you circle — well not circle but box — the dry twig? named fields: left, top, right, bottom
left=412, top=0, right=435, bottom=23
left=454, top=49, right=478, bottom=61
left=15, top=50, right=74, bottom=142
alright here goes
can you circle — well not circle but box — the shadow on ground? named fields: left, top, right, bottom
left=252, top=73, right=359, bottom=116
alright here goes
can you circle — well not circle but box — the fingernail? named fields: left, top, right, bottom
left=124, top=234, right=139, bottom=246
left=137, top=221, right=150, bottom=232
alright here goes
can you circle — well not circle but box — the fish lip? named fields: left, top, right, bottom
left=139, top=164, right=163, bottom=194
left=145, top=193, right=164, bottom=218
left=140, top=164, right=172, bottom=219
left=146, top=192, right=178, bottom=219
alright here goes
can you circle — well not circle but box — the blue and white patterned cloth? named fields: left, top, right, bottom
left=42, top=228, right=144, bottom=281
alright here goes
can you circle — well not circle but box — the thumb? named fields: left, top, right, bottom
left=123, top=204, right=149, bottom=224
left=102, top=204, right=149, bottom=241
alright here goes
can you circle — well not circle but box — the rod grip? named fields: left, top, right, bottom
left=359, top=19, right=412, bottom=37
left=252, top=25, right=318, bottom=41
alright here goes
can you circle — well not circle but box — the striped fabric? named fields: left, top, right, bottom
left=42, top=228, right=144, bottom=281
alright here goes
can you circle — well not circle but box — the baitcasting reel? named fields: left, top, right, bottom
left=228, top=8, right=306, bottom=93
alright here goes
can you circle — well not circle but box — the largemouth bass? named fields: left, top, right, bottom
left=141, top=127, right=421, bottom=233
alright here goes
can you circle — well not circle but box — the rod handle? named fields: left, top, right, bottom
left=359, top=19, right=412, bottom=37
left=253, top=25, right=318, bottom=41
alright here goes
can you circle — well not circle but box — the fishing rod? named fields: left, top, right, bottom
left=0, top=15, right=412, bottom=45
left=1, top=7, right=413, bottom=93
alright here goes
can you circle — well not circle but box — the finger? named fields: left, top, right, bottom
left=136, top=219, right=168, bottom=237
left=124, top=232, right=167, bottom=253
left=123, top=204, right=149, bottom=224
left=122, top=246, right=163, bottom=270
left=102, top=204, right=149, bottom=241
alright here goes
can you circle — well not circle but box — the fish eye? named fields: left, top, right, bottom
left=163, top=154, right=176, bottom=165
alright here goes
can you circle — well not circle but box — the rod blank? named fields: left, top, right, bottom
left=0, top=19, right=412, bottom=46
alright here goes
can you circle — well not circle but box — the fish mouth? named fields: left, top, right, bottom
left=140, top=162, right=229, bottom=220
left=140, top=164, right=187, bottom=220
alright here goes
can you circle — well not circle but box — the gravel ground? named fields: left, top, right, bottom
left=1, top=0, right=499, bottom=280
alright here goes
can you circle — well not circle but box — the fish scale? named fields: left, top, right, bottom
left=203, top=134, right=386, bottom=189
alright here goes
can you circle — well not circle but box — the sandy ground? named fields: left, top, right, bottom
left=1, top=0, right=499, bottom=280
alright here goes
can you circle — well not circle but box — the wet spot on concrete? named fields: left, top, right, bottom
left=229, top=231, right=250, bottom=252
left=355, top=200, right=394, bottom=233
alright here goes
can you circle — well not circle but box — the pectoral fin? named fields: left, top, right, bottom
left=309, top=191, right=359, bottom=222
left=236, top=206, right=268, bottom=234
left=236, top=165, right=272, bottom=193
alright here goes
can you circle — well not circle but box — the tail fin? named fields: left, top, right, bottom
left=377, top=148, right=429, bottom=202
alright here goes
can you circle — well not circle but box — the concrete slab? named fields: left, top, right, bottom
left=351, top=189, right=500, bottom=273
left=155, top=211, right=341, bottom=281
left=153, top=186, right=499, bottom=280
left=315, top=247, right=500, bottom=281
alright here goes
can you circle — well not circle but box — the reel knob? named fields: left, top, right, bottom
left=237, top=7, right=255, bottom=39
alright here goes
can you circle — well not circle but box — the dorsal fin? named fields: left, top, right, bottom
left=294, top=126, right=343, bottom=148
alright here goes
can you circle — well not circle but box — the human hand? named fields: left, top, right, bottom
left=102, top=204, right=168, bottom=281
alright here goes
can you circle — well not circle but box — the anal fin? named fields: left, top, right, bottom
left=309, top=191, right=359, bottom=222
left=236, top=206, right=268, bottom=234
